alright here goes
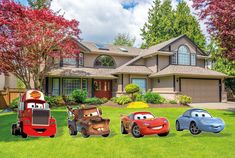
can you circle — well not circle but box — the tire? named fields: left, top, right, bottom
left=21, top=132, right=27, bottom=138
left=176, top=121, right=183, bottom=131
left=158, top=131, right=169, bottom=137
left=81, top=128, right=90, bottom=138
left=50, top=135, right=55, bottom=138
left=121, top=122, right=128, bottom=134
left=131, top=124, right=143, bottom=138
left=189, top=122, right=201, bottom=135
left=102, top=133, right=109, bottom=137
left=12, top=124, right=16, bottom=135
left=69, top=125, right=77, bottom=136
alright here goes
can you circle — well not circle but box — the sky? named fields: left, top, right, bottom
left=18, top=0, right=208, bottom=47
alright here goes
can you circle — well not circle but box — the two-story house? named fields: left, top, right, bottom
left=45, top=35, right=228, bottom=103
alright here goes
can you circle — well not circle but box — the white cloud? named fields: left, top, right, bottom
left=51, top=0, right=208, bottom=47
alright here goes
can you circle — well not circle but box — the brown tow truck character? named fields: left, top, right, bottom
left=67, top=106, right=110, bottom=138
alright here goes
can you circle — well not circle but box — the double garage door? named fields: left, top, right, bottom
left=181, top=79, right=221, bottom=103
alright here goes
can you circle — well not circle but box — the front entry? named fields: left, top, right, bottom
left=94, top=80, right=112, bottom=99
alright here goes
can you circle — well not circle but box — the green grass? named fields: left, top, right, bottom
left=0, top=106, right=235, bottom=158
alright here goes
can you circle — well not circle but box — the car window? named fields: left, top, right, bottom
left=134, top=114, right=154, bottom=120
left=183, top=110, right=190, bottom=117
left=128, top=114, right=133, bottom=120
left=191, top=111, right=212, bottom=118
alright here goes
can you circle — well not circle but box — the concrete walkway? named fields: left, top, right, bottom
left=189, top=102, right=235, bottom=112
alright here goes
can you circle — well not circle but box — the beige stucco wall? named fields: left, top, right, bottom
left=197, top=59, right=205, bottom=68
left=152, top=76, right=174, bottom=92
left=158, top=56, right=169, bottom=71
left=132, top=58, right=145, bottom=66
left=145, top=56, right=157, bottom=72
left=83, top=53, right=133, bottom=68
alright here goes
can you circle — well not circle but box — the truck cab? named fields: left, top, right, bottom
left=12, top=90, right=57, bottom=138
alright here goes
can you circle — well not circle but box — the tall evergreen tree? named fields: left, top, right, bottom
left=141, top=0, right=206, bottom=49
left=113, top=33, right=135, bottom=47
left=27, top=0, right=51, bottom=9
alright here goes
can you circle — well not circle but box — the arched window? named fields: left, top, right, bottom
left=94, top=55, right=115, bottom=68
left=178, top=45, right=190, bottom=65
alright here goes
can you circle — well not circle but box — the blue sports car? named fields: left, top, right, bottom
left=176, top=108, right=225, bottom=135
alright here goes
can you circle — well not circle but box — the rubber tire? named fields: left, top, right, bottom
left=21, top=132, right=27, bottom=138
left=121, top=122, right=128, bottom=134
left=176, top=121, right=183, bottom=131
left=189, top=122, right=201, bottom=135
left=102, top=133, right=110, bottom=137
left=131, top=124, right=143, bottom=138
left=50, top=135, right=55, bottom=138
left=81, top=128, right=90, bottom=138
left=69, top=125, right=77, bottom=136
left=12, top=124, right=16, bottom=135
left=158, top=131, right=169, bottom=137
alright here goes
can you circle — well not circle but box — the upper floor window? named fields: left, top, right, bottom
left=78, top=52, right=84, bottom=66
left=178, top=45, right=190, bottom=65
left=191, top=54, right=196, bottom=66
left=63, top=58, right=77, bottom=65
left=94, top=55, right=115, bottom=68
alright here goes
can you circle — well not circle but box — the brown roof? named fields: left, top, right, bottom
left=149, top=65, right=228, bottom=78
left=47, top=67, right=117, bottom=79
left=112, top=65, right=153, bottom=75
left=80, top=41, right=142, bottom=57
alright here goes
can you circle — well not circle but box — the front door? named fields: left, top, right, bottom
left=94, top=80, right=112, bottom=99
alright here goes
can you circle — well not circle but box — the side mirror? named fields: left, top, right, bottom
left=18, top=102, right=24, bottom=111
left=45, top=103, right=50, bottom=109
left=99, top=108, right=102, bottom=115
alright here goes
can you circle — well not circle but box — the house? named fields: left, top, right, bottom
left=45, top=35, right=228, bottom=103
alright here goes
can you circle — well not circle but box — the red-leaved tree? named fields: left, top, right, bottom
left=0, top=0, right=80, bottom=90
left=193, top=0, right=235, bottom=60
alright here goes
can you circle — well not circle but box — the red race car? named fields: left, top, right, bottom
left=120, top=112, right=170, bottom=138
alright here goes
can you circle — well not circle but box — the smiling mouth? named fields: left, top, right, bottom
left=93, top=127, right=105, bottom=131
left=152, top=126, right=163, bottom=130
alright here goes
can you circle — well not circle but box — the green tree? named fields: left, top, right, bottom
left=113, top=33, right=135, bottom=47
left=27, top=0, right=51, bottom=9
left=141, top=0, right=206, bottom=49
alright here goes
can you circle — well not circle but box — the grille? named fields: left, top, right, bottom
left=32, top=109, right=50, bottom=125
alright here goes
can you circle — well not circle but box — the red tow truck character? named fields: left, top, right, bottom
left=11, top=90, right=57, bottom=138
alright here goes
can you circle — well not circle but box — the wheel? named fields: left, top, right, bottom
left=102, top=133, right=109, bottom=137
left=12, top=124, right=16, bottom=135
left=50, top=135, right=55, bottom=138
left=176, top=121, right=183, bottom=131
left=131, top=124, right=143, bottom=138
left=189, top=122, right=201, bottom=135
left=121, top=122, right=128, bottom=134
left=21, top=132, right=27, bottom=138
left=69, top=125, right=77, bottom=136
left=81, top=128, right=90, bottom=138
left=158, top=131, right=169, bottom=137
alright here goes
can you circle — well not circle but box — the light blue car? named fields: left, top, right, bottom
left=176, top=108, right=225, bottom=135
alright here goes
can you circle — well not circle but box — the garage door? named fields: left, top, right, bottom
left=181, top=79, right=220, bottom=103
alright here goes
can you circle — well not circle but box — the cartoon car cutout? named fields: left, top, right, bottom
left=176, top=108, right=225, bottom=135
left=67, top=106, right=110, bottom=138
left=120, top=112, right=170, bottom=138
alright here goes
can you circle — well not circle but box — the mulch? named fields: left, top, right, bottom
left=101, top=101, right=188, bottom=108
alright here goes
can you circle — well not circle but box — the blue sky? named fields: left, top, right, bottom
left=17, top=0, right=208, bottom=47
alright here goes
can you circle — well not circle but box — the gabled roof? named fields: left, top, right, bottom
left=79, top=41, right=142, bottom=57
left=142, top=35, right=208, bottom=58
left=149, top=65, right=228, bottom=78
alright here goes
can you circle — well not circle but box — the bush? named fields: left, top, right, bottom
left=143, top=91, right=165, bottom=104
left=114, top=95, right=132, bottom=105
left=125, top=84, right=140, bottom=100
left=45, top=96, right=65, bottom=107
left=62, top=95, right=76, bottom=105
left=127, top=102, right=149, bottom=108
left=84, top=98, right=103, bottom=105
left=111, top=97, right=118, bottom=102
left=168, top=100, right=178, bottom=104
left=134, top=93, right=145, bottom=102
left=71, top=89, right=87, bottom=103
left=177, top=95, right=192, bottom=105
left=101, top=97, right=109, bottom=104
left=9, top=97, right=19, bottom=109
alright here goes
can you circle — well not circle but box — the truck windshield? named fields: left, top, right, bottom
left=134, top=113, right=154, bottom=120
left=27, top=103, right=44, bottom=109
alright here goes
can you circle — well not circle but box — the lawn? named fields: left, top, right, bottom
left=0, top=106, right=234, bottom=158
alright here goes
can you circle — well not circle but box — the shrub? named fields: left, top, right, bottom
left=125, top=84, right=140, bottom=100
left=114, top=95, right=132, bottom=105
left=84, top=98, right=103, bottom=105
left=111, top=97, right=118, bottom=102
left=9, top=97, right=19, bottom=109
left=71, top=89, right=87, bottom=103
left=127, top=102, right=149, bottom=108
left=143, top=91, right=165, bottom=104
left=134, top=93, right=145, bottom=102
left=168, top=100, right=178, bottom=104
left=45, top=96, right=65, bottom=107
left=177, top=95, right=192, bottom=105
left=62, top=95, right=76, bottom=105
left=101, top=97, right=109, bottom=104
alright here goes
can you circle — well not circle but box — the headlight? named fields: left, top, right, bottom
left=163, top=120, right=168, bottom=123
left=144, top=123, right=150, bottom=126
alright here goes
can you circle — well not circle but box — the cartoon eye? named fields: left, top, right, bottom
left=32, top=105, right=34, bottom=108
left=137, top=116, right=140, bottom=120
left=143, top=116, right=147, bottom=119
left=84, top=115, right=88, bottom=117
left=202, top=114, right=205, bottom=117
left=90, top=114, right=93, bottom=116
left=195, top=114, right=198, bottom=117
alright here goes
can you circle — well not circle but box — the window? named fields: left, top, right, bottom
left=178, top=45, right=190, bottom=65
left=63, top=58, right=77, bottom=65
left=78, top=53, right=84, bottom=66
left=52, top=78, right=60, bottom=96
left=62, top=78, right=87, bottom=96
left=171, top=53, right=177, bottom=64
left=94, top=55, right=115, bottom=68
left=131, top=78, right=146, bottom=92
left=191, top=54, right=196, bottom=66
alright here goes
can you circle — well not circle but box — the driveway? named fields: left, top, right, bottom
left=189, top=102, right=235, bottom=112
